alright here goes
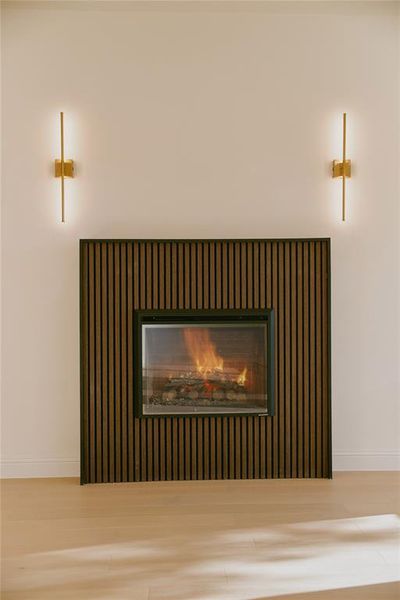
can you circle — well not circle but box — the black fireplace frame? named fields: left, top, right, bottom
left=134, top=308, right=275, bottom=418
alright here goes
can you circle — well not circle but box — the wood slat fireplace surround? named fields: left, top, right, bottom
left=80, top=239, right=331, bottom=484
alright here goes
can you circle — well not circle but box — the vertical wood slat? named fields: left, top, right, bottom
left=81, top=243, right=90, bottom=484
left=303, top=242, right=310, bottom=478
left=296, top=244, right=304, bottom=478
left=81, top=239, right=331, bottom=483
left=120, top=243, right=129, bottom=481
left=88, top=244, right=96, bottom=482
left=265, top=241, right=273, bottom=479
left=271, top=242, right=279, bottom=478
left=133, top=243, right=140, bottom=481
left=101, top=243, right=109, bottom=483
left=107, top=243, right=115, bottom=482
left=127, top=243, right=134, bottom=482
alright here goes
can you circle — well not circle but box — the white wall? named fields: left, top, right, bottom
left=1, top=0, right=399, bottom=477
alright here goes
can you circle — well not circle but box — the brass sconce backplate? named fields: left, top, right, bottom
left=54, top=159, right=74, bottom=178
left=332, top=159, right=351, bottom=179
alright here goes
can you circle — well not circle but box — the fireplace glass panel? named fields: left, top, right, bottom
left=141, top=321, right=269, bottom=415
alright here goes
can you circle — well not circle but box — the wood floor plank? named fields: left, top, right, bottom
left=2, top=474, right=399, bottom=600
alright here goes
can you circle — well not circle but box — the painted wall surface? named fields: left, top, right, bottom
left=1, top=1, right=399, bottom=476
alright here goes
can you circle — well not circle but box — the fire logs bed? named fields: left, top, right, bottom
left=148, top=368, right=249, bottom=408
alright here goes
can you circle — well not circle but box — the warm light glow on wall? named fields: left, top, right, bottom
left=54, top=112, right=75, bottom=223
left=332, top=112, right=352, bottom=222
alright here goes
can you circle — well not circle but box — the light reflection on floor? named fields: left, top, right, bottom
left=4, top=514, right=400, bottom=599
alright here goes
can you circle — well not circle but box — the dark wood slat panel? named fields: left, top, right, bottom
left=81, top=244, right=90, bottom=483
left=302, top=242, right=310, bottom=478
left=185, top=419, right=191, bottom=480
left=284, top=242, right=291, bottom=478
left=265, top=242, right=273, bottom=478
left=222, top=418, right=229, bottom=479
left=322, top=242, right=331, bottom=476
left=278, top=242, right=285, bottom=477
left=147, top=418, right=153, bottom=482
left=133, top=242, right=141, bottom=482
left=88, top=244, right=96, bottom=482
left=191, top=419, right=197, bottom=480
left=81, top=239, right=331, bottom=483
left=228, top=242, right=234, bottom=309
left=253, top=242, right=259, bottom=310
left=210, top=418, right=216, bottom=479
left=259, top=242, right=267, bottom=478
left=222, top=243, right=228, bottom=309
left=140, top=419, right=147, bottom=481
left=197, top=417, right=203, bottom=480
left=197, top=243, right=203, bottom=309
left=209, top=242, right=216, bottom=310
left=158, top=243, right=165, bottom=311
left=216, top=242, right=222, bottom=310
left=296, top=244, right=304, bottom=478
left=178, top=243, right=184, bottom=310
left=241, top=242, right=247, bottom=309
left=107, top=243, right=115, bottom=482
left=178, top=418, right=184, bottom=480
left=309, top=242, right=316, bottom=478
left=241, top=417, right=247, bottom=479
left=203, top=243, right=209, bottom=309
left=253, top=416, right=260, bottom=478
left=114, top=244, right=122, bottom=482
left=166, top=418, right=172, bottom=481
left=127, top=243, right=134, bottom=481
left=229, top=417, right=235, bottom=479
left=271, top=241, right=279, bottom=478
left=247, top=417, right=254, bottom=479
left=100, top=243, right=109, bottom=483
left=216, top=418, right=223, bottom=480
left=290, top=243, right=297, bottom=478
left=315, top=242, right=322, bottom=478
left=95, top=243, right=102, bottom=483
left=165, top=243, right=171, bottom=310
left=172, top=410, right=179, bottom=481
left=247, top=242, right=253, bottom=310
left=191, top=243, right=197, bottom=310
left=153, top=418, right=159, bottom=481
left=171, top=243, right=177, bottom=311
left=235, top=418, right=241, bottom=479
left=120, top=243, right=128, bottom=482
left=235, top=242, right=241, bottom=309
left=152, top=242, right=159, bottom=310
left=203, top=418, right=210, bottom=480
left=159, top=418, right=166, bottom=481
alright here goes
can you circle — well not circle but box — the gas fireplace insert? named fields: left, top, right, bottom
left=134, top=309, right=274, bottom=417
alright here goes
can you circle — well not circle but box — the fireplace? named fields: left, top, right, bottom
left=134, top=309, right=274, bottom=416
left=81, top=239, right=332, bottom=482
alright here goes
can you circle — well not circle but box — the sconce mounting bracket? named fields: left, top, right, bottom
left=332, top=159, right=351, bottom=178
left=54, top=159, right=75, bottom=178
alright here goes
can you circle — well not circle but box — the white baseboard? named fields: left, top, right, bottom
left=1, top=458, right=80, bottom=478
left=1, top=451, right=399, bottom=478
left=333, top=450, right=400, bottom=471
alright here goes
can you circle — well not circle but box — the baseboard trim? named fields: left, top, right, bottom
left=1, top=451, right=399, bottom=478
left=333, top=450, right=400, bottom=471
left=1, top=458, right=80, bottom=478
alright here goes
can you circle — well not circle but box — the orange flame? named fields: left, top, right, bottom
left=237, top=367, right=247, bottom=385
left=183, top=328, right=223, bottom=376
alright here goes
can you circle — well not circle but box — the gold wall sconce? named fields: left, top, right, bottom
left=332, top=112, right=352, bottom=221
left=54, top=112, right=74, bottom=223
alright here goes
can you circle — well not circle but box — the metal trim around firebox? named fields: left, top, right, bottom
left=134, top=309, right=275, bottom=419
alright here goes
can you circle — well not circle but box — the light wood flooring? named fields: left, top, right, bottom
left=1, top=472, right=399, bottom=599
